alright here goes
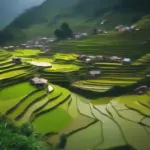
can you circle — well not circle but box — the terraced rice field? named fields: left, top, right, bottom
left=12, top=49, right=44, bottom=57
left=0, top=28, right=150, bottom=150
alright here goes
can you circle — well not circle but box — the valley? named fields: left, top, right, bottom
left=0, top=0, right=150, bottom=149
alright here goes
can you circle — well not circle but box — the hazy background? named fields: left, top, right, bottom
left=0, top=0, right=45, bottom=29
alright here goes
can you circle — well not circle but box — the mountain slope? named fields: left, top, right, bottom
left=0, top=0, right=45, bottom=29
left=0, top=0, right=150, bottom=45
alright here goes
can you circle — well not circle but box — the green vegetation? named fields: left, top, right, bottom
left=0, top=115, right=52, bottom=150
left=12, top=49, right=43, bottom=57
left=1, top=0, right=150, bottom=44
left=54, top=22, right=73, bottom=39
left=0, top=82, right=36, bottom=101
left=8, top=90, right=46, bottom=119
left=45, top=64, right=80, bottom=72
left=33, top=108, right=72, bottom=134
left=65, top=121, right=102, bottom=150
left=0, top=2, right=150, bottom=148
left=1, top=46, right=150, bottom=149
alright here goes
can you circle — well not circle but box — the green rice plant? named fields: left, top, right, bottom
left=19, top=85, right=62, bottom=124
left=32, top=108, right=72, bottom=134
left=126, top=102, right=150, bottom=117
left=0, top=69, right=27, bottom=80
left=107, top=103, right=150, bottom=150
left=7, top=90, right=46, bottom=119
left=65, top=121, right=102, bottom=150
left=34, top=87, right=70, bottom=116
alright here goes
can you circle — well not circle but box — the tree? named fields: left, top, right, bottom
left=20, top=122, right=34, bottom=136
left=54, top=22, right=73, bottom=39
left=54, top=29, right=64, bottom=39
left=0, top=115, right=53, bottom=150
left=60, top=22, right=73, bottom=38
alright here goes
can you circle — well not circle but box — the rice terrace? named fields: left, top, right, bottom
left=0, top=0, right=150, bottom=149
left=1, top=26, right=150, bottom=150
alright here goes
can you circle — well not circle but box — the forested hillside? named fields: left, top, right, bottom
left=0, top=0, right=150, bottom=45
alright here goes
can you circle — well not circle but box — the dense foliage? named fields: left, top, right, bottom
left=54, top=22, right=73, bottom=39
left=0, top=114, right=51, bottom=150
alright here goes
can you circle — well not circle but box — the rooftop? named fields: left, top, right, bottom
left=31, top=77, right=48, bottom=85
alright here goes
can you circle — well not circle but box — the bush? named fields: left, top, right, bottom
left=20, top=122, right=34, bottom=137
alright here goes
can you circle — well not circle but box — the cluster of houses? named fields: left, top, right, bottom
left=12, top=57, right=22, bottom=64
left=73, top=33, right=88, bottom=40
left=71, top=28, right=107, bottom=40
left=3, top=37, right=56, bottom=52
left=77, top=54, right=131, bottom=64
left=115, top=25, right=139, bottom=33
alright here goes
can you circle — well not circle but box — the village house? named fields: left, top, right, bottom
left=16, top=46, right=20, bottom=49
left=3, top=47, right=8, bottom=50
left=122, top=58, right=131, bottom=64
left=85, top=58, right=92, bottom=63
left=8, top=46, right=15, bottom=50
left=98, top=30, right=105, bottom=34
left=74, top=34, right=82, bottom=39
left=96, top=55, right=104, bottom=61
left=81, top=33, right=88, bottom=37
left=47, top=38, right=55, bottom=43
left=87, top=56, right=96, bottom=60
left=30, top=77, right=48, bottom=88
left=20, top=44, right=27, bottom=48
left=115, top=25, right=124, bottom=30
left=134, top=85, right=148, bottom=95
left=110, top=56, right=122, bottom=62
left=115, top=25, right=138, bottom=33
left=77, top=55, right=87, bottom=60
left=88, top=70, right=101, bottom=78
left=12, top=57, right=22, bottom=64
left=86, top=56, right=97, bottom=63
left=146, top=74, right=150, bottom=78
left=26, top=41, right=33, bottom=46
left=44, top=49, right=50, bottom=53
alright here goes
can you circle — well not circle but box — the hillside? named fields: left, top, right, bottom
left=0, top=0, right=150, bottom=45
left=0, top=0, right=45, bottom=29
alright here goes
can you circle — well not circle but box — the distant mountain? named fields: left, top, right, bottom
left=0, top=0, right=45, bottom=29
left=0, top=0, right=150, bottom=45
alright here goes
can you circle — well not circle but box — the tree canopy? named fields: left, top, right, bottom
left=54, top=22, right=73, bottom=39
left=0, top=115, right=53, bottom=150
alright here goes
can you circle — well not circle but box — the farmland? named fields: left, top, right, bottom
left=0, top=28, right=150, bottom=150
